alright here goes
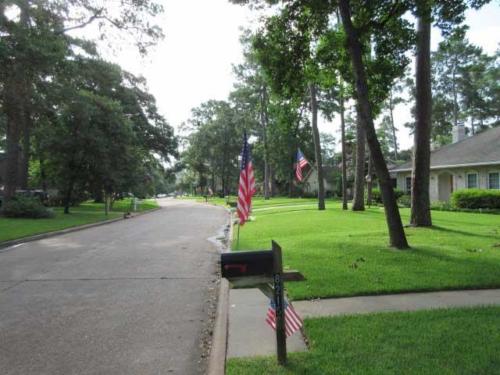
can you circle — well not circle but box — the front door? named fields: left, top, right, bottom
left=438, top=172, right=453, bottom=201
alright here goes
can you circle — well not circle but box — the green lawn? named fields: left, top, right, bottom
left=187, top=195, right=321, bottom=208
left=227, top=306, right=500, bottom=375
left=234, top=199, right=500, bottom=300
left=0, top=198, right=158, bottom=243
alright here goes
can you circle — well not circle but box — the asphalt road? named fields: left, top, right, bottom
left=0, top=199, right=228, bottom=375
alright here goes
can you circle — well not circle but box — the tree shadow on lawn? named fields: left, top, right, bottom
left=431, top=225, right=500, bottom=240
left=256, top=207, right=320, bottom=217
left=285, top=237, right=500, bottom=299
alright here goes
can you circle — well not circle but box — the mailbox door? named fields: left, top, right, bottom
left=221, top=250, right=274, bottom=278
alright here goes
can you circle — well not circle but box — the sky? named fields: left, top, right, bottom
left=100, top=0, right=500, bottom=151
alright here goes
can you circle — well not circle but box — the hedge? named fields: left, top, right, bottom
left=451, top=189, right=500, bottom=209
left=2, top=196, right=55, bottom=218
left=371, top=188, right=404, bottom=204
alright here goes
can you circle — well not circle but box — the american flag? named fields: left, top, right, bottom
left=266, top=298, right=303, bottom=337
left=295, top=149, right=309, bottom=182
left=237, top=133, right=255, bottom=225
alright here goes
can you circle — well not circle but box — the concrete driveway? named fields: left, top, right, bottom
left=0, top=199, right=227, bottom=375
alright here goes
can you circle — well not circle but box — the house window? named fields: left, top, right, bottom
left=467, top=173, right=478, bottom=189
left=405, top=177, right=412, bottom=193
left=489, top=172, right=499, bottom=189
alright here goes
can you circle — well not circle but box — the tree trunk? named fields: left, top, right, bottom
left=410, top=2, right=433, bottom=227
left=261, top=85, right=270, bottom=200
left=3, top=76, right=25, bottom=202
left=366, top=151, right=373, bottom=206
left=270, top=166, right=277, bottom=196
left=352, top=103, right=366, bottom=211
left=19, top=109, right=31, bottom=189
left=3, top=3, right=30, bottom=203
left=389, top=91, right=399, bottom=160
left=310, top=84, right=325, bottom=210
left=64, top=179, right=74, bottom=214
left=104, top=193, right=109, bottom=216
left=94, top=188, right=104, bottom=203
left=339, top=0, right=409, bottom=249
left=339, top=85, right=348, bottom=210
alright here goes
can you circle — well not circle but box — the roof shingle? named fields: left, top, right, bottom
left=391, top=126, right=500, bottom=172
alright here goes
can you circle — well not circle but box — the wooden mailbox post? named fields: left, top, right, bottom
left=221, top=240, right=304, bottom=366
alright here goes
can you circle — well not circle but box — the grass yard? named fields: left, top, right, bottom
left=233, top=199, right=500, bottom=300
left=188, top=195, right=320, bottom=209
left=0, top=198, right=158, bottom=243
left=227, top=306, right=500, bottom=375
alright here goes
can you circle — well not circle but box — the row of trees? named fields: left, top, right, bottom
left=0, top=1, right=177, bottom=212
left=181, top=0, right=496, bottom=249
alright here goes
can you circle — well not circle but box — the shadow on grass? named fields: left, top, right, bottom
left=257, top=208, right=320, bottom=217
left=431, top=225, right=500, bottom=240
left=285, top=237, right=500, bottom=299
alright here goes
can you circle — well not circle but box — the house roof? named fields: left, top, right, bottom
left=391, top=126, right=500, bottom=172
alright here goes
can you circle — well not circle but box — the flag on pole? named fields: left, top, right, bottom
left=266, top=298, right=303, bottom=337
left=295, top=149, right=309, bottom=182
left=237, top=132, right=255, bottom=225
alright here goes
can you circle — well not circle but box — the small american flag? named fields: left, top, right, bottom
left=295, top=149, right=309, bottom=182
left=266, top=298, right=303, bottom=337
left=237, top=133, right=255, bottom=225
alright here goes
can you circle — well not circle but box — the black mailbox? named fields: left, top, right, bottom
left=221, top=250, right=274, bottom=279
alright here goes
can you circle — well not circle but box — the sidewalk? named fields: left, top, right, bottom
left=227, top=288, right=500, bottom=358
left=294, top=288, right=500, bottom=318
left=227, top=289, right=307, bottom=358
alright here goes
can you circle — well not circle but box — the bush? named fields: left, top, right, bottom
left=431, top=200, right=454, bottom=211
left=371, top=188, right=404, bottom=204
left=398, top=194, right=411, bottom=208
left=2, top=196, right=55, bottom=218
left=451, top=189, right=500, bottom=209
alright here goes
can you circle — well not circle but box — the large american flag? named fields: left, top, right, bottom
left=266, top=298, right=303, bottom=337
left=295, top=149, right=309, bottom=182
left=237, top=133, right=255, bottom=225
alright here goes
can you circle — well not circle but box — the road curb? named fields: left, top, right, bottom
left=0, top=207, right=162, bottom=252
left=207, top=209, right=233, bottom=375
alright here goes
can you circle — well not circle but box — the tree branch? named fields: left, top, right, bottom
left=59, top=8, right=104, bottom=34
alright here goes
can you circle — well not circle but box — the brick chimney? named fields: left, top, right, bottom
left=452, top=124, right=466, bottom=143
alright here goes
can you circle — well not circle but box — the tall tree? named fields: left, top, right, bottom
left=410, top=0, right=433, bottom=227
left=338, top=0, right=409, bottom=248
left=252, top=10, right=326, bottom=209
left=0, top=0, right=164, bottom=204
left=351, top=103, right=366, bottom=211
left=232, top=33, right=272, bottom=198
left=410, top=0, right=491, bottom=226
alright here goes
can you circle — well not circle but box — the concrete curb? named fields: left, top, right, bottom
left=0, top=207, right=162, bottom=252
left=207, top=209, right=233, bottom=375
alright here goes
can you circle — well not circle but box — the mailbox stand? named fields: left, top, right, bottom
left=272, top=241, right=287, bottom=365
left=221, top=240, right=304, bottom=367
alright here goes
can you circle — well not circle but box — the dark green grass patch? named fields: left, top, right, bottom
left=0, top=198, right=158, bottom=243
left=234, top=202, right=500, bottom=299
left=227, top=306, right=500, bottom=375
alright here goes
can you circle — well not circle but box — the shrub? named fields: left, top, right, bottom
left=2, top=196, right=55, bottom=218
left=451, top=189, right=500, bottom=209
left=431, top=200, right=454, bottom=211
left=371, top=188, right=404, bottom=204
left=398, top=194, right=411, bottom=208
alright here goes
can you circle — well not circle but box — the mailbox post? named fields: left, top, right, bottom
left=272, top=241, right=287, bottom=365
left=220, top=241, right=304, bottom=366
